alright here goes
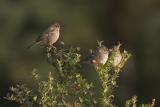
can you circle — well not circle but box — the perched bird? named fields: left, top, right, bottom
left=91, top=46, right=109, bottom=65
left=28, top=22, right=60, bottom=49
left=112, top=42, right=122, bottom=67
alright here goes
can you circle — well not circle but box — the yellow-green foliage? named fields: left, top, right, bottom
left=125, top=96, right=155, bottom=107
left=5, top=41, right=155, bottom=107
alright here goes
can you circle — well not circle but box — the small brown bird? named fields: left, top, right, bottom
left=28, top=22, right=60, bottom=49
left=91, top=46, right=109, bottom=65
left=112, top=42, right=122, bottom=67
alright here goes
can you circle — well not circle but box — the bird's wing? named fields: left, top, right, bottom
left=27, top=40, right=41, bottom=49
left=37, top=30, right=49, bottom=41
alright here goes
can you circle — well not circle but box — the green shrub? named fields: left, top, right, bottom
left=5, top=41, right=156, bottom=107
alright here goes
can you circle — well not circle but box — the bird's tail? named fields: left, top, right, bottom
left=26, top=41, right=40, bottom=49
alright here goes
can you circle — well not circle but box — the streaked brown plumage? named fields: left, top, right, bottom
left=91, top=46, right=109, bottom=65
left=28, top=22, right=60, bottom=48
left=112, top=42, right=122, bottom=67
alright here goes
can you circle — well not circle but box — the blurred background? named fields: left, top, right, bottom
left=0, top=0, right=160, bottom=106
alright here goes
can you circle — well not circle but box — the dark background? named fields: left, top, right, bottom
left=0, top=0, right=160, bottom=106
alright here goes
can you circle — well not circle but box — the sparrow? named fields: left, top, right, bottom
left=91, top=46, right=109, bottom=65
left=28, top=22, right=60, bottom=49
left=112, top=42, right=122, bottom=67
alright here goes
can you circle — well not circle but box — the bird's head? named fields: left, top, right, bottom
left=53, top=23, right=60, bottom=28
left=49, top=22, right=60, bottom=31
left=113, top=42, right=122, bottom=51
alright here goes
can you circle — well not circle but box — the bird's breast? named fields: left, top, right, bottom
left=48, top=31, right=59, bottom=45
left=113, top=53, right=122, bottom=66
left=99, top=53, right=108, bottom=64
